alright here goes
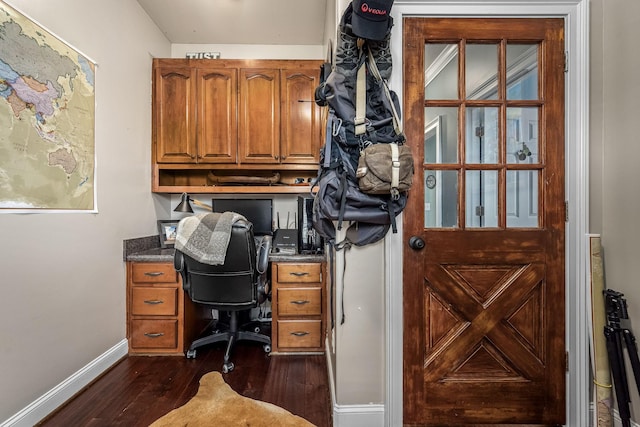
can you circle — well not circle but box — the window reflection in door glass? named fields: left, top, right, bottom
left=466, top=44, right=498, bottom=100
left=425, top=107, right=458, bottom=163
left=507, top=44, right=539, bottom=100
left=507, top=170, right=539, bottom=227
left=465, top=170, right=498, bottom=228
left=425, top=170, right=458, bottom=228
left=506, top=107, right=539, bottom=164
left=466, top=107, right=498, bottom=164
left=425, top=44, right=458, bottom=100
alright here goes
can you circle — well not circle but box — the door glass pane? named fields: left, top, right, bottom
left=507, top=44, right=539, bottom=100
left=425, top=170, right=458, bottom=228
left=465, top=170, right=498, bottom=228
left=507, top=170, right=539, bottom=227
left=506, top=107, right=539, bottom=164
left=466, top=44, right=498, bottom=100
left=465, top=107, right=498, bottom=164
left=425, top=44, right=458, bottom=100
left=425, top=107, right=458, bottom=163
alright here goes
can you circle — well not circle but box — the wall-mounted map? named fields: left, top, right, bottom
left=0, top=1, right=95, bottom=211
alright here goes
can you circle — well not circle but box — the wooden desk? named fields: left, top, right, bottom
left=125, top=247, right=325, bottom=356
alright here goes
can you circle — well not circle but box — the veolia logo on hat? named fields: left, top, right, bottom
left=351, top=0, right=394, bottom=41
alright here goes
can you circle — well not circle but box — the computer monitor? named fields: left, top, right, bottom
left=212, top=198, right=273, bottom=236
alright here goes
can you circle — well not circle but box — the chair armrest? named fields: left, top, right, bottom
left=257, top=235, right=272, bottom=275
left=173, top=250, right=190, bottom=294
left=174, top=250, right=184, bottom=273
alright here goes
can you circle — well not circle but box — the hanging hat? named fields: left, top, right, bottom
left=351, top=0, right=394, bottom=41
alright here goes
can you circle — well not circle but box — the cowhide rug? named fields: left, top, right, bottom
left=149, top=371, right=316, bottom=427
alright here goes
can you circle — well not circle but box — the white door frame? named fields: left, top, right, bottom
left=386, top=1, right=589, bottom=426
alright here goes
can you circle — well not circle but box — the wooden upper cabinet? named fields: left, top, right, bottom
left=239, top=68, right=280, bottom=164
left=236, top=65, right=322, bottom=165
left=197, top=68, right=237, bottom=163
left=154, top=66, right=197, bottom=163
left=152, top=59, right=323, bottom=193
left=280, top=68, right=322, bottom=164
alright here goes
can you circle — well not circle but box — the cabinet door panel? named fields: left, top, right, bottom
left=154, top=67, right=196, bottom=163
left=276, top=320, right=322, bottom=349
left=277, top=287, right=322, bottom=316
left=281, top=69, right=321, bottom=164
left=131, top=262, right=178, bottom=284
left=239, top=68, right=280, bottom=163
left=276, top=262, right=322, bottom=283
left=198, top=68, right=237, bottom=163
left=131, top=287, right=178, bottom=316
left=130, top=319, right=178, bottom=350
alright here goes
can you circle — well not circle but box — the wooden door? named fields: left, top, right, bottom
left=196, top=68, right=237, bottom=163
left=238, top=68, right=280, bottom=164
left=403, top=18, right=565, bottom=425
left=280, top=67, right=322, bottom=165
left=153, top=63, right=196, bottom=163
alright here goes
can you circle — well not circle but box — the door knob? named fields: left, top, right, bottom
left=409, top=236, right=425, bottom=250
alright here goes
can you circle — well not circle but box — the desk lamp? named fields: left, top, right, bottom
left=174, top=192, right=213, bottom=213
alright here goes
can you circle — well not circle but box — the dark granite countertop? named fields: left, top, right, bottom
left=123, top=235, right=325, bottom=263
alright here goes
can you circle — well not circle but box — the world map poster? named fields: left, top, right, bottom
left=0, top=1, right=95, bottom=211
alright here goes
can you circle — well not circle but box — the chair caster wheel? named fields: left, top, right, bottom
left=186, top=349, right=196, bottom=359
left=222, top=362, right=234, bottom=373
left=263, top=344, right=271, bottom=353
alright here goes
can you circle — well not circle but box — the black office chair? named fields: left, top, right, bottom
left=174, top=218, right=272, bottom=373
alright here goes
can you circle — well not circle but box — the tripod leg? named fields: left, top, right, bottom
left=623, top=329, right=640, bottom=397
left=605, top=326, right=632, bottom=427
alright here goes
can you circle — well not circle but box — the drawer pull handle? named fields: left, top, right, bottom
left=144, top=271, right=164, bottom=277
left=144, top=332, right=165, bottom=338
left=290, top=300, right=310, bottom=305
left=143, top=299, right=164, bottom=305
left=289, top=272, right=310, bottom=277
left=290, top=331, right=310, bottom=337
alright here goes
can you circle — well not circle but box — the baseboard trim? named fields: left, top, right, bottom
left=1, top=339, right=128, bottom=427
left=332, top=403, right=385, bottom=427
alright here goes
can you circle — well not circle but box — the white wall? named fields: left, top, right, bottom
left=171, top=44, right=323, bottom=59
left=590, top=0, right=640, bottom=420
left=0, top=0, right=170, bottom=422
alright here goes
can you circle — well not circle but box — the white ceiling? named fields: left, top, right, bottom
left=136, top=0, right=329, bottom=45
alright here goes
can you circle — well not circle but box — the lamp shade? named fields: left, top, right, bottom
left=174, top=193, right=194, bottom=213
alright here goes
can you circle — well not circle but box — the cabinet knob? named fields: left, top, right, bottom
left=274, top=155, right=279, bottom=160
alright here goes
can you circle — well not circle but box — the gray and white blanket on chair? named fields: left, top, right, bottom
left=175, top=212, right=246, bottom=265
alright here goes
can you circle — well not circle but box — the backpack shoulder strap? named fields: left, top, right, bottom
left=366, top=47, right=403, bottom=136
left=354, top=59, right=367, bottom=136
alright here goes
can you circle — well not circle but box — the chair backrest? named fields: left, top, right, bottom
left=174, top=219, right=259, bottom=310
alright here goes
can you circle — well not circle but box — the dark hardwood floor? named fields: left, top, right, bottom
left=37, top=342, right=332, bottom=427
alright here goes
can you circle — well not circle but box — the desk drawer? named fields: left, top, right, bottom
left=131, top=287, right=178, bottom=316
left=277, top=287, right=321, bottom=316
left=276, top=320, right=322, bottom=349
left=276, top=263, right=321, bottom=283
left=131, top=263, right=178, bottom=284
left=130, top=319, right=178, bottom=350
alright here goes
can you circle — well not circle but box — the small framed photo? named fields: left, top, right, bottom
left=157, top=220, right=179, bottom=248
